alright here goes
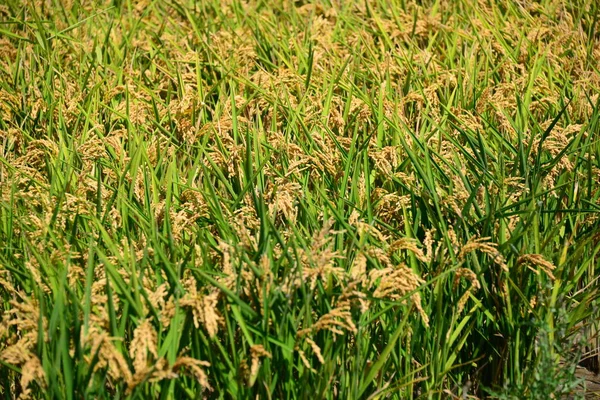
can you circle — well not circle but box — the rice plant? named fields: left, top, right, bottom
left=0, top=0, right=599, bottom=398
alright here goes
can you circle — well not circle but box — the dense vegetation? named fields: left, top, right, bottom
left=1, top=0, right=599, bottom=398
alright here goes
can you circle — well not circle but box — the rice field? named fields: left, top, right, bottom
left=1, top=0, right=600, bottom=398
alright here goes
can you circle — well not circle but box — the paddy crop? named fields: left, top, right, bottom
left=0, top=0, right=599, bottom=398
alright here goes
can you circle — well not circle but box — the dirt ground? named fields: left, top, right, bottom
left=572, top=367, right=600, bottom=399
